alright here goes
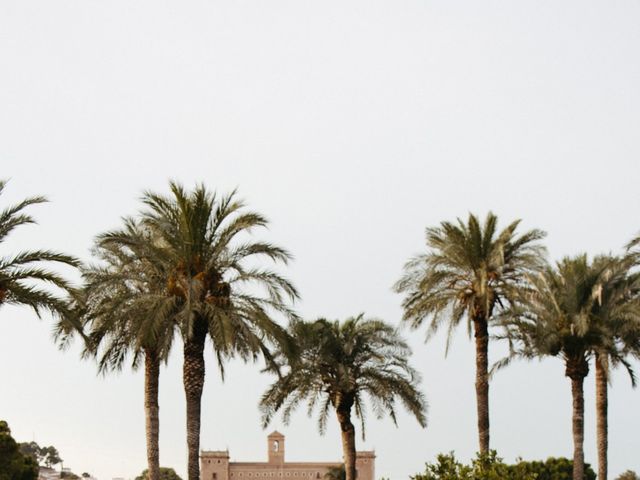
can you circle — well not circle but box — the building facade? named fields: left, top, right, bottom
left=200, top=432, right=375, bottom=480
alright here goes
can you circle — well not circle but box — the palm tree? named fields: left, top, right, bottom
left=0, top=179, right=80, bottom=336
left=394, top=212, right=545, bottom=453
left=138, top=182, right=298, bottom=480
left=260, top=315, right=427, bottom=480
left=80, top=218, right=178, bottom=480
left=587, top=255, right=640, bottom=480
left=499, top=255, right=614, bottom=480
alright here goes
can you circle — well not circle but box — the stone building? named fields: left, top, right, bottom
left=200, top=431, right=375, bottom=480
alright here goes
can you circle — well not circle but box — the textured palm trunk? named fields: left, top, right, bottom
left=570, top=373, right=586, bottom=480
left=473, top=317, right=490, bottom=454
left=336, top=404, right=357, bottom=480
left=144, top=349, right=160, bottom=480
left=183, top=319, right=207, bottom=480
left=595, top=354, right=608, bottom=480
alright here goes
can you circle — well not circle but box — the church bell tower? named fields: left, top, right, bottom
left=267, top=431, right=285, bottom=464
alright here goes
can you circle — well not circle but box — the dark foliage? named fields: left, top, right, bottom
left=0, top=421, right=39, bottom=480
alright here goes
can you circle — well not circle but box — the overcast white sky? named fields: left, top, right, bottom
left=1, top=1, right=640, bottom=479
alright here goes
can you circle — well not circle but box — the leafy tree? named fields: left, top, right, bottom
left=135, top=467, right=183, bottom=480
left=499, top=255, right=611, bottom=480
left=18, top=441, right=62, bottom=468
left=18, top=441, right=42, bottom=464
left=0, top=179, right=81, bottom=339
left=81, top=473, right=92, bottom=478
left=0, top=421, right=39, bottom=480
left=81, top=219, right=178, bottom=480
left=261, top=315, right=427, bottom=480
left=136, top=182, right=298, bottom=480
left=511, top=457, right=595, bottom=480
left=395, top=212, right=546, bottom=453
left=40, top=445, right=62, bottom=468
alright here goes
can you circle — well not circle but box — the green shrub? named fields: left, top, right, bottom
left=411, top=451, right=596, bottom=480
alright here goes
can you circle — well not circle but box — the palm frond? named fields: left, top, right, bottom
left=0, top=181, right=80, bottom=342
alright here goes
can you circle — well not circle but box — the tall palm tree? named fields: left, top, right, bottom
left=0, top=179, right=80, bottom=336
left=587, top=255, right=640, bottom=480
left=499, top=255, right=613, bottom=480
left=80, top=218, right=178, bottom=480
left=260, top=315, right=427, bottom=480
left=138, top=182, right=298, bottom=480
left=394, top=212, right=545, bottom=453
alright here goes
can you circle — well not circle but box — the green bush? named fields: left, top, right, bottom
left=411, top=451, right=596, bottom=480
left=135, top=468, right=183, bottom=480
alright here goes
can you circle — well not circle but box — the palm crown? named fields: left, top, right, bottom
left=501, top=255, right=616, bottom=372
left=135, top=182, right=298, bottom=362
left=81, top=217, right=177, bottom=371
left=395, top=212, right=546, bottom=343
left=261, top=314, right=427, bottom=434
left=588, top=255, right=640, bottom=376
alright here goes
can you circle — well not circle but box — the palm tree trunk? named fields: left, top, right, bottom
left=595, top=353, right=608, bottom=480
left=336, top=404, right=357, bottom=480
left=570, top=373, right=586, bottom=480
left=183, top=320, right=207, bottom=480
left=473, top=317, right=490, bottom=454
left=144, top=349, right=160, bottom=480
